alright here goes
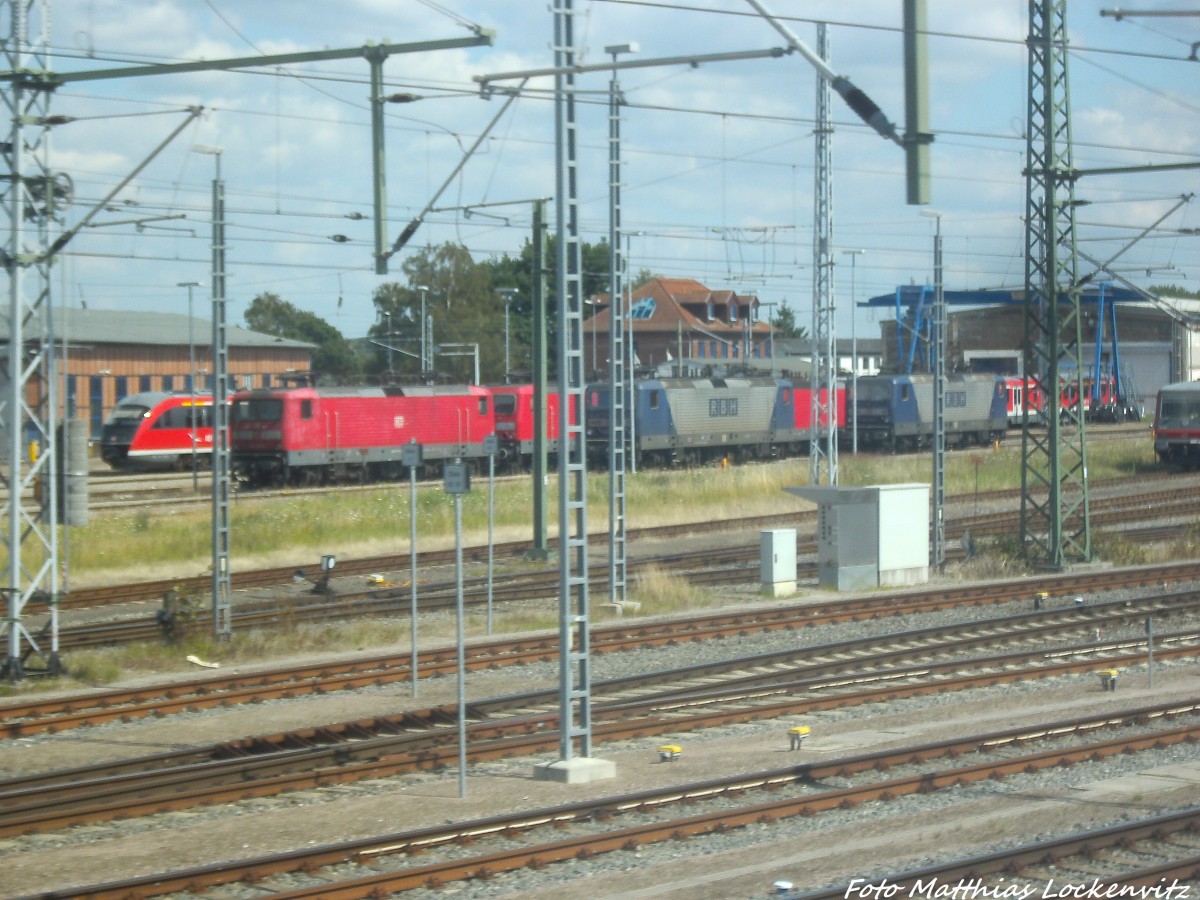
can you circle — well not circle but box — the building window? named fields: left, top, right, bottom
left=162, top=375, right=174, bottom=391
left=262, top=373, right=271, bottom=388
left=630, top=298, right=656, bottom=319
left=706, top=301, right=714, bottom=320
left=729, top=303, right=738, bottom=323
left=139, top=375, right=152, bottom=393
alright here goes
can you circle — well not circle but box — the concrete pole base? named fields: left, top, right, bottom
left=532, top=756, right=617, bottom=784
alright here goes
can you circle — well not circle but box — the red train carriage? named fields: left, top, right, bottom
left=230, top=384, right=493, bottom=487
left=793, top=383, right=847, bottom=434
left=100, top=391, right=215, bottom=470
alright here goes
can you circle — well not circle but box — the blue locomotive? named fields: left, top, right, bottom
left=853, top=373, right=1008, bottom=452
left=586, top=376, right=799, bottom=467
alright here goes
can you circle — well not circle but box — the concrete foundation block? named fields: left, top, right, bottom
left=533, top=756, right=617, bottom=784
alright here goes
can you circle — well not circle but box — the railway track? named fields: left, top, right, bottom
left=4, top=586, right=1198, bottom=839
left=792, top=808, right=1200, bottom=898
left=49, top=479, right=1200, bottom=619
left=25, top=699, right=1200, bottom=900
left=8, top=560, right=1200, bottom=738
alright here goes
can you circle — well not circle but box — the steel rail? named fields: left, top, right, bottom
left=28, top=707, right=1200, bottom=900
left=6, top=561, right=1200, bottom=737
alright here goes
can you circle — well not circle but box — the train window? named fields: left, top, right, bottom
left=782, top=388, right=792, bottom=405
left=154, top=407, right=189, bottom=429
left=300, top=399, right=313, bottom=419
left=649, top=390, right=660, bottom=410
left=478, top=397, right=489, bottom=416
left=900, top=385, right=910, bottom=402
left=105, top=402, right=150, bottom=423
left=493, top=394, right=516, bottom=416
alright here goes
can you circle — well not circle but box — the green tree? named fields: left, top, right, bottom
left=1150, top=283, right=1200, bottom=300
left=480, top=235, right=615, bottom=377
left=772, top=299, right=808, bottom=341
left=244, top=292, right=360, bottom=384
left=370, top=243, right=505, bottom=384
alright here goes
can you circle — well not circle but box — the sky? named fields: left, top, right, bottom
left=34, top=0, right=1200, bottom=342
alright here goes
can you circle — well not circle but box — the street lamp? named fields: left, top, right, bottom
left=841, top=249, right=865, bottom=454
left=415, top=284, right=430, bottom=374
left=920, top=209, right=945, bottom=571
left=495, top=287, right=517, bottom=380
left=624, top=230, right=645, bottom=474
left=192, top=142, right=232, bottom=640
left=177, top=280, right=201, bottom=491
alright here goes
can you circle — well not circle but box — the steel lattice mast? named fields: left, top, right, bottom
left=606, top=50, right=628, bottom=610
left=1020, top=0, right=1091, bottom=568
left=552, top=0, right=596, bottom=764
left=809, top=22, right=837, bottom=486
left=1, top=0, right=61, bottom=680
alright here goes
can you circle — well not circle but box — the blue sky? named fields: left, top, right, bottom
left=44, top=1, right=1200, bottom=340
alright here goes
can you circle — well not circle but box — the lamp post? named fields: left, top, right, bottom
left=920, top=209, right=945, bottom=571
left=624, top=230, right=644, bottom=474
left=495, top=288, right=517, bottom=381
left=415, top=284, right=430, bottom=374
left=177, top=280, right=201, bottom=491
left=383, top=311, right=394, bottom=375
left=841, top=249, right=865, bottom=454
left=192, top=142, right=232, bottom=640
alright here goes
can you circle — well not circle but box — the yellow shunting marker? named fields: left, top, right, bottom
left=658, top=744, right=683, bottom=762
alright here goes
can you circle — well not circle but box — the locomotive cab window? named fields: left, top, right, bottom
left=300, top=399, right=313, bottom=419
left=900, top=385, right=910, bottom=402
left=648, top=390, right=660, bottom=410
left=493, top=394, right=516, bottom=416
left=233, top=398, right=283, bottom=422
left=478, top=397, right=489, bottom=416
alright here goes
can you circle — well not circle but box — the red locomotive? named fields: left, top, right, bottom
left=489, top=384, right=569, bottom=466
left=230, top=384, right=494, bottom=487
left=100, top=391, right=216, bottom=470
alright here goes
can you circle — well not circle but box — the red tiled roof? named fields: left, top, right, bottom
left=585, top=276, right=770, bottom=336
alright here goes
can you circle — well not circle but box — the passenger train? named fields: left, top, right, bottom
left=1152, top=380, right=1200, bottom=469
left=100, top=392, right=217, bottom=470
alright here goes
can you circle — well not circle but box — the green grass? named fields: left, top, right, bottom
left=60, top=431, right=1158, bottom=585
left=0, top=430, right=1169, bottom=694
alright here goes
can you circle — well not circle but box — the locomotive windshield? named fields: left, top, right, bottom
left=1159, top=396, right=1200, bottom=428
left=493, top=394, right=516, bottom=416
left=233, top=398, right=283, bottom=422
left=856, top=381, right=892, bottom=403
left=104, top=403, right=151, bottom=423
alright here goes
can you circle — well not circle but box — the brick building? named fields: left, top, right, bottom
left=0, top=307, right=313, bottom=443
left=583, top=276, right=772, bottom=376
